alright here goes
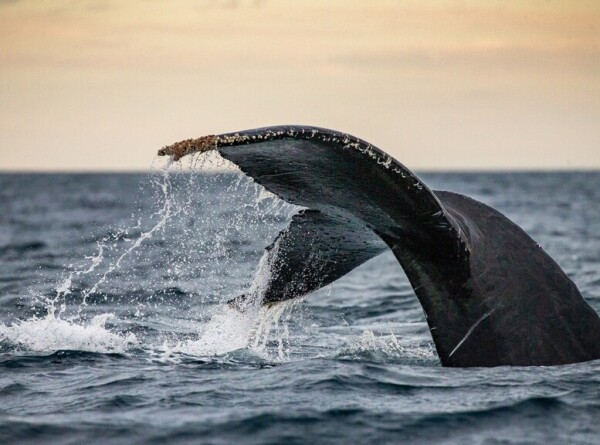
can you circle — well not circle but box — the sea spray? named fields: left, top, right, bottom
left=1, top=150, right=303, bottom=357
left=160, top=299, right=301, bottom=361
left=161, top=239, right=302, bottom=361
left=338, top=330, right=436, bottom=363
left=0, top=160, right=177, bottom=353
left=78, top=158, right=176, bottom=310
left=36, top=158, right=177, bottom=321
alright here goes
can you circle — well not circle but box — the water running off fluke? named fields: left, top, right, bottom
left=159, top=125, right=600, bottom=368
left=0, top=152, right=318, bottom=362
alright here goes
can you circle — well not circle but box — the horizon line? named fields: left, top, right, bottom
left=2, top=167, right=600, bottom=174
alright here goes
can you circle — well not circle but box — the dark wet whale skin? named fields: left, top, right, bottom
left=165, top=125, right=600, bottom=367
left=418, top=191, right=600, bottom=366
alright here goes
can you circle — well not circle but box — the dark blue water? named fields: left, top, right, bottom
left=1, top=164, right=600, bottom=444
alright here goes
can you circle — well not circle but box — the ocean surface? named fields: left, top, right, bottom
left=1, top=161, right=600, bottom=444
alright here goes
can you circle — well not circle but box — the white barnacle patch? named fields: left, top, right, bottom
left=357, top=143, right=374, bottom=155
left=363, top=148, right=378, bottom=160
left=218, top=132, right=251, bottom=146
left=377, top=156, right=393, bottom=169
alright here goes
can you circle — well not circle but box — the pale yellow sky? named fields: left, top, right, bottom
left=1, top=0, right=599, bottom=171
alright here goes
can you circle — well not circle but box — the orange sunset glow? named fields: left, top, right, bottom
left=1, top=0, right=599, bottom=171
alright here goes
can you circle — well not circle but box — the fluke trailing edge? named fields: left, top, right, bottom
left=158, top=126, right=600, bottom=367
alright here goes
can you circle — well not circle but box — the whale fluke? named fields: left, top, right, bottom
left=159, top=125, right=600, bottom=367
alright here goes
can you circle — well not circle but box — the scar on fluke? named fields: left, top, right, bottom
left=158, top=135, right=217, bottom=161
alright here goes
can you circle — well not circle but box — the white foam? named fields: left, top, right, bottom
left=0, top=313, right=138, bottom=354
left=168, top=306, right=258, bottom=356
left=162, top=299, right=298, bottom=360
left=158, top=232, right=303, bottom=360
left=165, top=241, right=296, bottom=359
left=343, top=330, right=435, bottom=360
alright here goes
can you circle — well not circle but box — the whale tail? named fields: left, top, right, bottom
left=159, top=125, right=600, bottom=367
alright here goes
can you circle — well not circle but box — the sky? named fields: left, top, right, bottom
left=0, top=0, right=599, bottom=171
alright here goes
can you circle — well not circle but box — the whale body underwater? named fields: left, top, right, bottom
left=158, top=125, right=600, bottom=368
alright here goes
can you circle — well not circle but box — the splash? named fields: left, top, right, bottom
left=162, top=300, right=298, bottom=360
left=4, top=148, right=306, bottom=358
left=2, top=159, right=177, bottom=354
left=339, top=330, right=436, bottom=362
left=40, top=158, right=177, bottom=320
left=0, top=314, right=137, bottom=354
left=163, top=246, right=301, bottom=361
